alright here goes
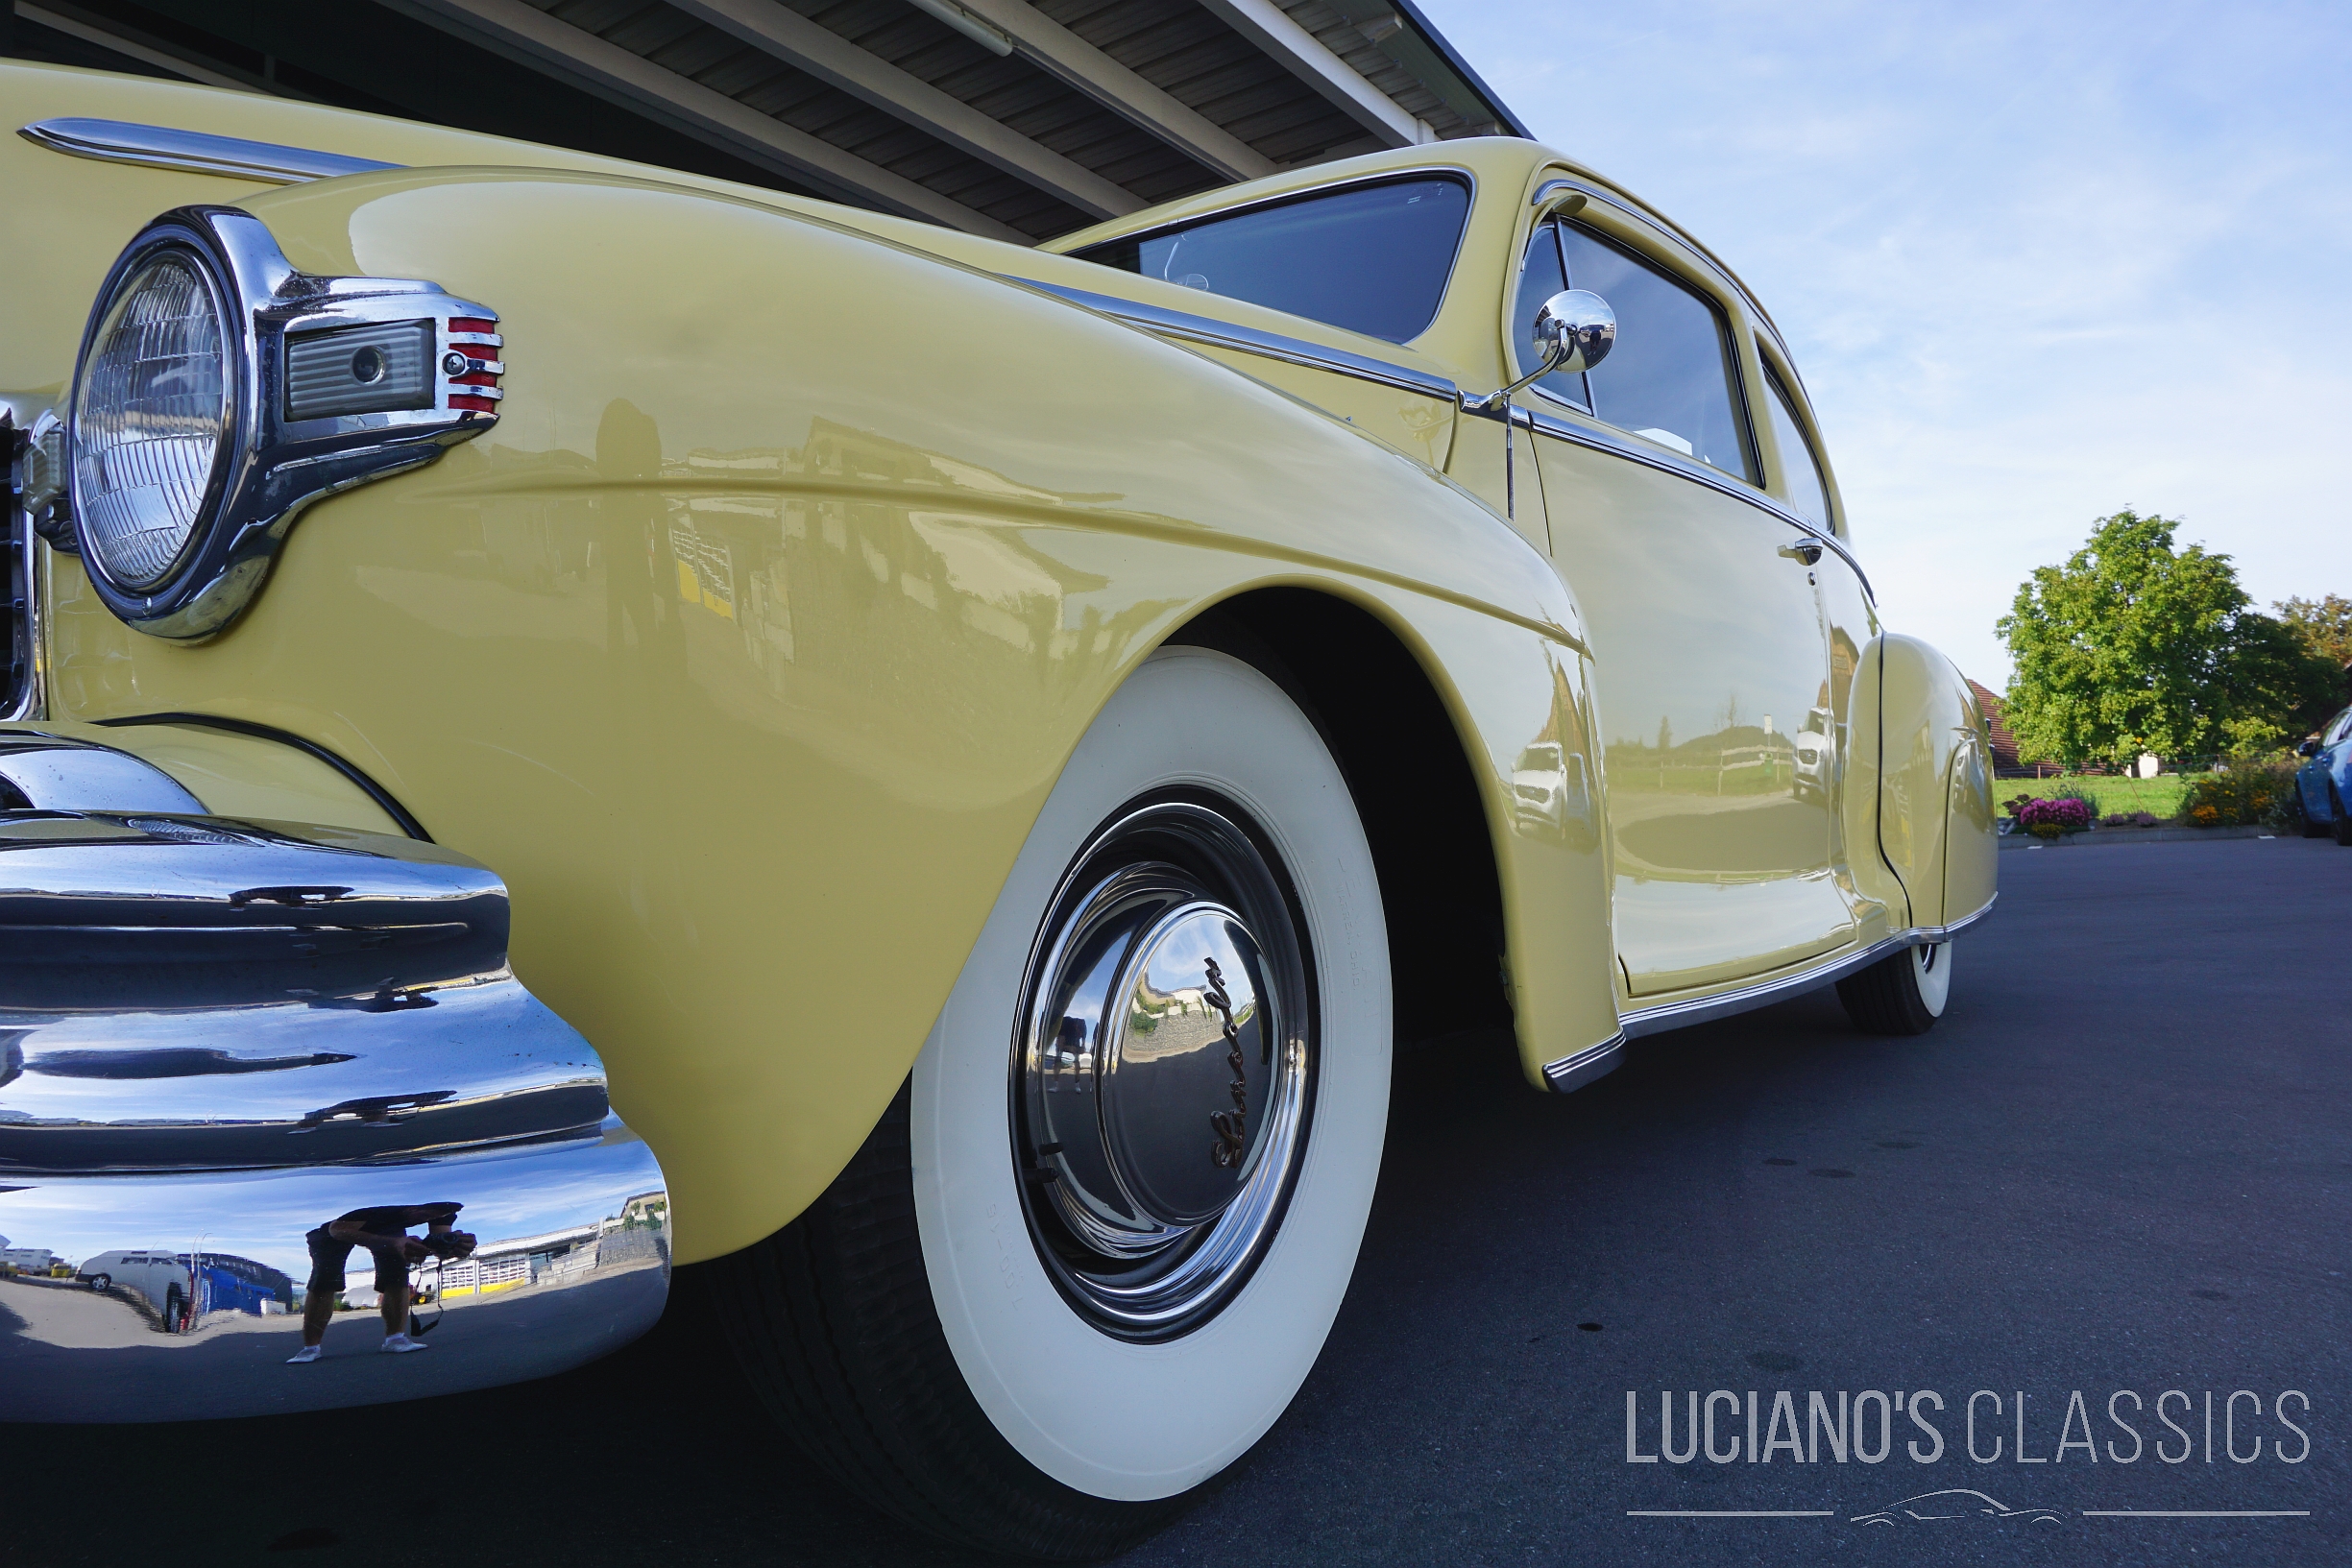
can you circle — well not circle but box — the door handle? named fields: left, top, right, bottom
left=1778, top=539, right=1824, bottom=566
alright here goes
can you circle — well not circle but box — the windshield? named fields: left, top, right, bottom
left=1070, top=177, right=1470, bottom=344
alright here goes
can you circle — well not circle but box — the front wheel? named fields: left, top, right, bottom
left=713, top=648, right=1391, bottom=1559
left=2334, top=785, right=2352, bottom=847
left=1837, top=940, right=1952, bottom=1036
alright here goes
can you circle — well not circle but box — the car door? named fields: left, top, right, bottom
left=1516, top=217, right=1852, bottom=997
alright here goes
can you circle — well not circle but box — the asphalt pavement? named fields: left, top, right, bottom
left=5, top=835, right=2344, bottom=1567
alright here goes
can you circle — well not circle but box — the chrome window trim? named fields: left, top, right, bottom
left=1556, top=896, right=1999, bottom=1061
left=1521, top=215, right=1766, bottom=490
left=19, top=118, right=401, bottom=185
left=1064, top=165, right=1478, bottom=255
left=1057, top=167, right=1479, bottom=349
left=1015, top=279, right=1463, bottom=402
left=1504, top=401, right=1876, bottom=601
left=1756, top=354, right=1839, bottom=536
left=1531, top=176, right=1793, bottom=372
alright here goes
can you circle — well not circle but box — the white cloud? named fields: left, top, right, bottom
left=1420, top=0, right=2352, bottom=686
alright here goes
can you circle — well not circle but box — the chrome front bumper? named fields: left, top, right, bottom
left=0, top=753, right=669, bottom=1422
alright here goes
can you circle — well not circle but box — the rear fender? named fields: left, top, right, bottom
left=1874, top=633, right=1995, bottom=929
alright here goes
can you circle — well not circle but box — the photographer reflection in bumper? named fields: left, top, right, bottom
left=287, top=1203, right=476, bottom=1363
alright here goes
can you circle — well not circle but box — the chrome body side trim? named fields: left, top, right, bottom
left=1499, top=401, right=1877, bottom=601
left=1540, top=1032, right=1625, bottom=1094
left=0, top=808, right=668, bottom=1422
left=18, top=118, right=402, bottom=185
left=1014, top=279, right=1461, bottom=401
left=1601, top=897, right=1999, bottom=1045
left=68, top=207, right=502, bottom=640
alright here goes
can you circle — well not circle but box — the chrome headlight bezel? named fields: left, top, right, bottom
left=67, top=205, right=502, bottom=640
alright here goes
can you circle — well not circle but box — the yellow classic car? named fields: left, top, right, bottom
left=0, top=60, right=1993, bottom=1558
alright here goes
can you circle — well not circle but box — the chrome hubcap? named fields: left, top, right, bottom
left=1012, top=797, right=1313, bottom=1339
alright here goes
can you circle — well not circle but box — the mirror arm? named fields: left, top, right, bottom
left=1463, top=365, right=1552, bottom=415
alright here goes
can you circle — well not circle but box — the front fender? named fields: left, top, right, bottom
left=40, top=168, right=1609, bottom=1258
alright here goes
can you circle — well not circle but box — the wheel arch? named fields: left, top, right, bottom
left=1165, top=583, right=1618, bottom=1088
left=1167, top=588, right=1512, bottom=1050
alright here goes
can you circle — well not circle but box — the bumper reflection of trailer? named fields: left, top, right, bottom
left=76, top=1250, right=292, bottom=1329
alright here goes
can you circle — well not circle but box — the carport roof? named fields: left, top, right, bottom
left=4, top=0, right=1525, bottom=242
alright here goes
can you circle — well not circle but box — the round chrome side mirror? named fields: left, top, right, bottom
left=1532, top=289, right=1614, bottom=376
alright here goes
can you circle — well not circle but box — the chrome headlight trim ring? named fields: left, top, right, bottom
left=66, top=205, right=501, bottom=640
left=70, top=243, right=239, bottom=592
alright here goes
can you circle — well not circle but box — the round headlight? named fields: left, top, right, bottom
left=71, top=251, right=233, bottom=591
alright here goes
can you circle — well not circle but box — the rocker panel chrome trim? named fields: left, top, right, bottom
left=1540, top=1032, right=1625, bottom=1094
left=1602, top=897, right=1997, bottom=1045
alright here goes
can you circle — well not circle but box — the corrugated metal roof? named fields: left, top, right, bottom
left=6, top=0, right=1526, bottom=239
left=1039, top=1, right=1375, bottom=168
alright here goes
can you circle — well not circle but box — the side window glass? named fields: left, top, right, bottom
left=1761, top=366, right=1831, bottom=529
left=1071, top=178, right=1470, bottom=344
left=1511, top=222, right=1589, bottom=409
left=1555, top=225, right=1758, bottom=483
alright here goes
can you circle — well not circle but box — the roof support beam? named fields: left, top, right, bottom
left=942, top=0, right=1276, bottom=184
left=391, top=0, right=1029, bottom=240
left=15, top=1, right=268, bottom=93
left=671, top=0, right=1141, bottom=220
left=1194, top=0, right=1431, bottom=149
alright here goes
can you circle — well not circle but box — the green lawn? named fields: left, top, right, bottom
left=2002, top=774, right=2192, bottom=820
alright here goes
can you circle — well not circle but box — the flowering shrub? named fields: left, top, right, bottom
left=2014, top=796, right=2094, bottom=833
left=2100, top=810, right=2160, bottom=828
left=2179, top=760, right=2296, bottom=827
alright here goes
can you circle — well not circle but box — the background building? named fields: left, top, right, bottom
left=1, top=1, right=1524, bottom=240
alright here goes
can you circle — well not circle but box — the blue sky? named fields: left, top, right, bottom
left=1419, top=0, right=2352, bottom=688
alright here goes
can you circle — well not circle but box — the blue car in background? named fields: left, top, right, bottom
left=2292, top=705, right=2352, bottom=844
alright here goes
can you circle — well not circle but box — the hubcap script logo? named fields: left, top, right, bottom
left=1204, top=955, right=1248, bottom=1167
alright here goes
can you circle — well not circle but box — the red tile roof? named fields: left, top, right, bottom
left=1967, top=679, right=2023, bottom=770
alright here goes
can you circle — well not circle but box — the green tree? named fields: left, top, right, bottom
left=2275, top=593, right=2352, bottom=669
left=1996, top=510, right=2339, bottom=766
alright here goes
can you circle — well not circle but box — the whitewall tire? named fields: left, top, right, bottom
left=713, top=647, right=1391, bottom=1558
left=1835, top=938, right=1952, bottom=1036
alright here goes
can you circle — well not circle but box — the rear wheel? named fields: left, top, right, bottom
left=1837, top=940, right=1952, bottom=1036
left=713, top=648, right=1391, bottom=1559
